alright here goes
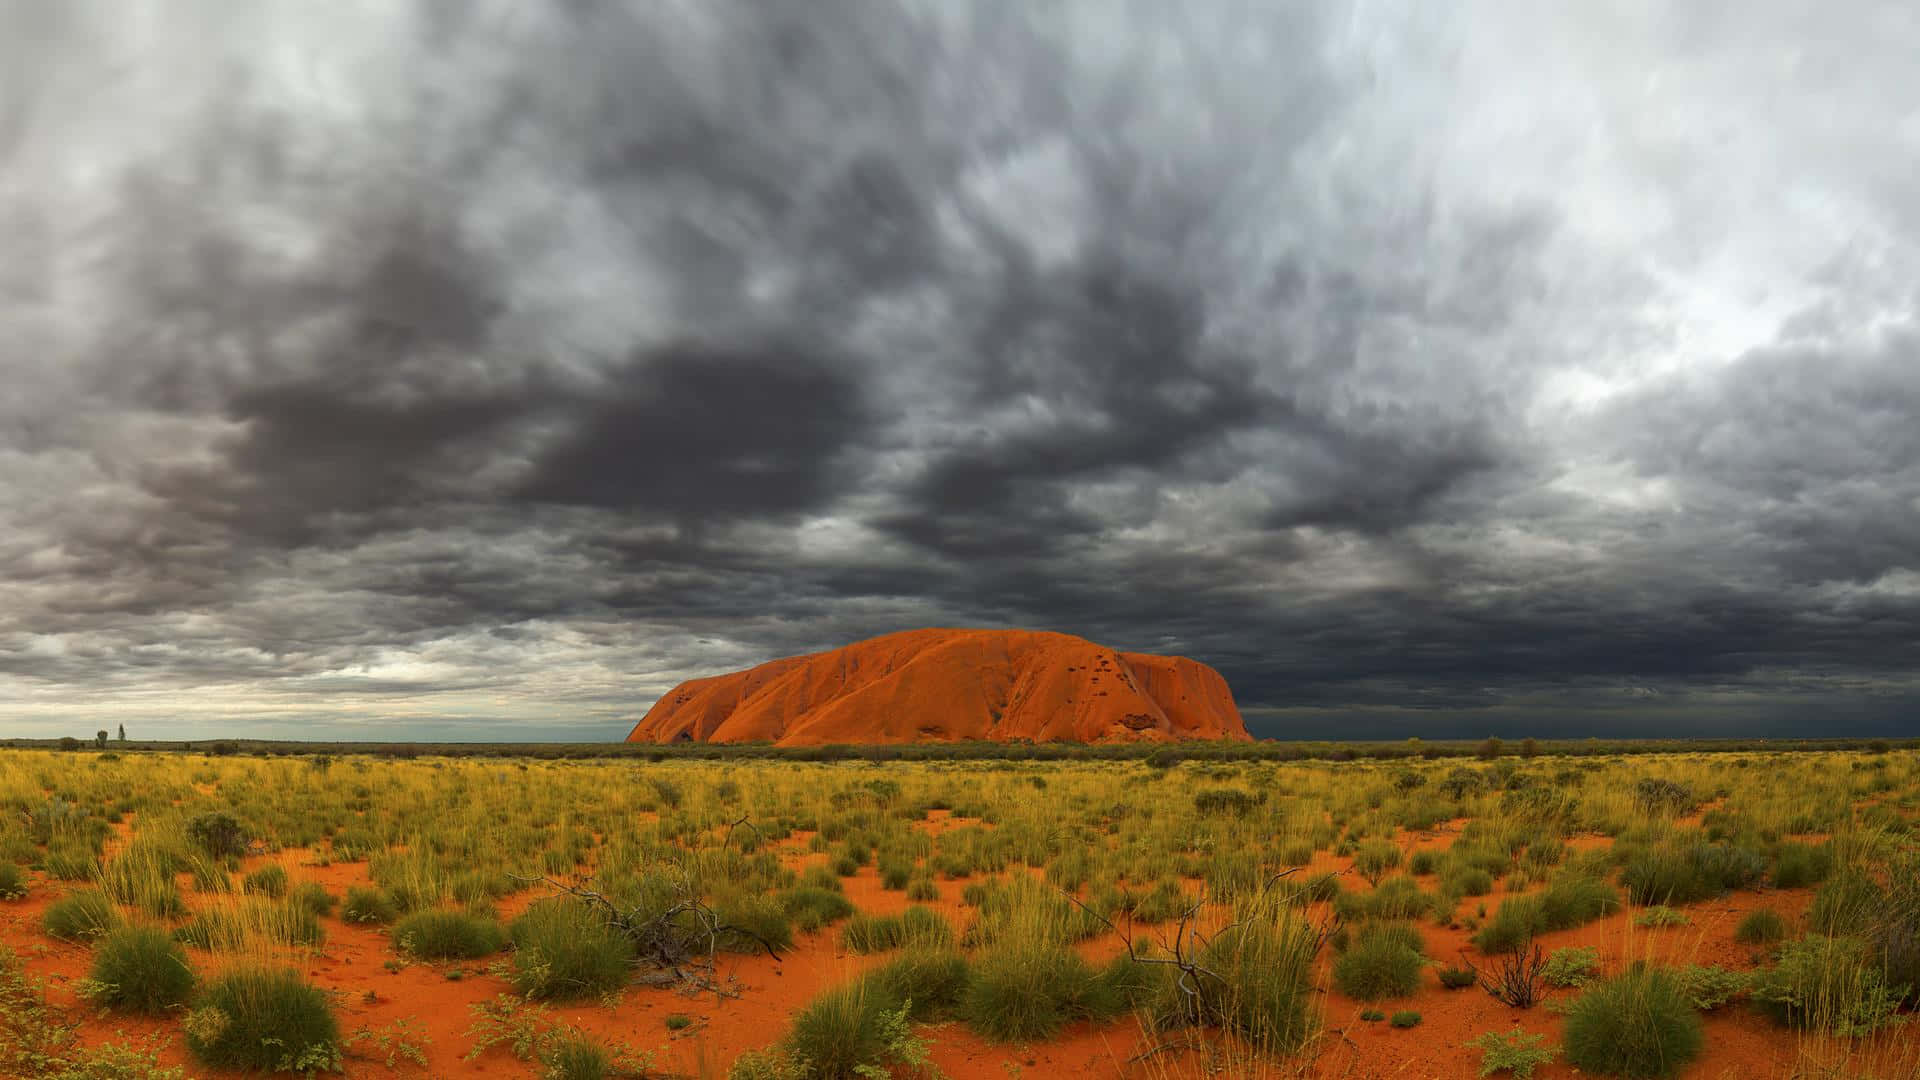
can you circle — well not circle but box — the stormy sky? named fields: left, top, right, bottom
left=3, top=2, right=1917, bottom=742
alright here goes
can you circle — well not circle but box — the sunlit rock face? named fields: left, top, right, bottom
left=625, top=628, right=1249, bottom=746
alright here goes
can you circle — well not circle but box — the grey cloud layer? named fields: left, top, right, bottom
left=1, top=1, right=1916, bottom=739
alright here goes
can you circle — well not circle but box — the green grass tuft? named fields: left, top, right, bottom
left=1154, top=915, right=1323, bottom=1055
left=343, top=885, right=400, bottom=925
left=290, top=881, right=336, bottom=918
left=867, top=948, right=972, bottom=1020
left=1634, top=905, right=1691, bottom=928
left=545, top=1034, right=613, bottom=1080
left=507, top=899, right=634, bottom=1001
left=1333, top=922, right=1424, bottom=1001
left=1748, top=935, right=1902, bottom=1035
left=1561, top=967, right=1703, bottom=1079
left=782, top=982, right=895, bottom=1079
left=779, top=886, right=855, bottom=933
left=241, top=864, right=287, bottom=898
left=839, top=909, right=951, bottom=954
left=1769, top=842, right=1834, bottom=889
left=87, top=925, right=195, bottom=1014
left=1734, top=908, right=1787, bottom=945
left=393, top=909, right=507, bottom=960
left=961, top=941, right=1101, bottom=1041
left=1438, top=964, right=1478, bottom=989
left=716, top=893, right=793, bottom=954
left=0, top=863, right=29, bottom=901
left=1807, top=872, right=1881, bottom=936
left=183, top=967, right=339, bottom=1072
left=43, top=890, right=119, bottom=942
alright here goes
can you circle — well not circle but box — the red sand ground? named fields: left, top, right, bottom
left=6, top=811, right=1912, bottom=1080
left=624, top=629, right=1249, bottom=746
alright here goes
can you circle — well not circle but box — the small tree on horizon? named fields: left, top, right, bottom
left=1519, top=737, right=1540, bottom=758
left=1477, top=736, right=1505, bottom=760
left=117, top=724, right=126, bottom=743
left=94, top=730, right=108, bottom=750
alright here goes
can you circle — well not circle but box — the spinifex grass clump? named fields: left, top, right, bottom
left=509, top=898, right=635, bottom=1001
left=184, top=967, right=339, bottom=1072
left=715, top=893, right=794, bottom=954
left=343, top=885, right=400, bottom=925
left=290, top=881, right=336, bottom=918
left=1634, top=905, right=1690, bottom=928
left=780, top=885, right=856, bottom=933
left=242, top=864, right=288, bottom=898
left=95, top=837, right=191, bottom=918
left=869, top=948, right=972, bottom=1020
left=1807, top=870, right=1882, bottom=937
left=1747, top=935, right=1902, bottom=1035
left=43, top=889, right=119, bottom=942
left=1129, top=905, right=1323, bottom=1057
left=1441, top=864, right=1496, bottom=898
left=1352, top=841, right=1402, bottom=885
left=1437, top=963, right=1478, bottom=989
left=774, top=982, right=932, bottom=1080
left=839, top=906, right=951, bottom=954
left=1561, top=967, right=1703, bottom=1079
left=1474, top=874, right=1619, bottom=953
left=1193, top=914, right=1322, bottom=1053
left=394, top=909, right=508, bottom=960
left=1769, top=842, right=1834, bottom=888
left=963, top=875, right=1104, bottom=946
left=1537, top=873, right=1621, bottom=929
left=544, top=1035, right=615, bottom=1080
left=961, top=935, right=1108, bottom=1041
left=1620, top=842, right=1764, bottom=906
left=0, top=863, right=26, bottom=900
left=42, top=843, right=98, bottom=882
left=1872, top=849, right=1920, bottom=1005
left=1735, top=908, right=1788, bottom=944
left=1332, top=921, right=1424, bottom=1000
left=174, top=897, right=323, bottom=951
left=1334, top=875, right=1432, bottom=922
left=369, top=849, right=448, bottom=913
left=86, top=925, right=195, bottom=1014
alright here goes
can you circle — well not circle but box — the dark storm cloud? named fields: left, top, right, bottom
left=517, top=342, right=870, bottom=518
left=0, top=1, right=1916, bottom=738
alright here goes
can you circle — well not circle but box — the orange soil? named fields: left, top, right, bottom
left=625, top=628, right=1249, bottom=746
left=5, top=821, right=1914, bottom=1080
